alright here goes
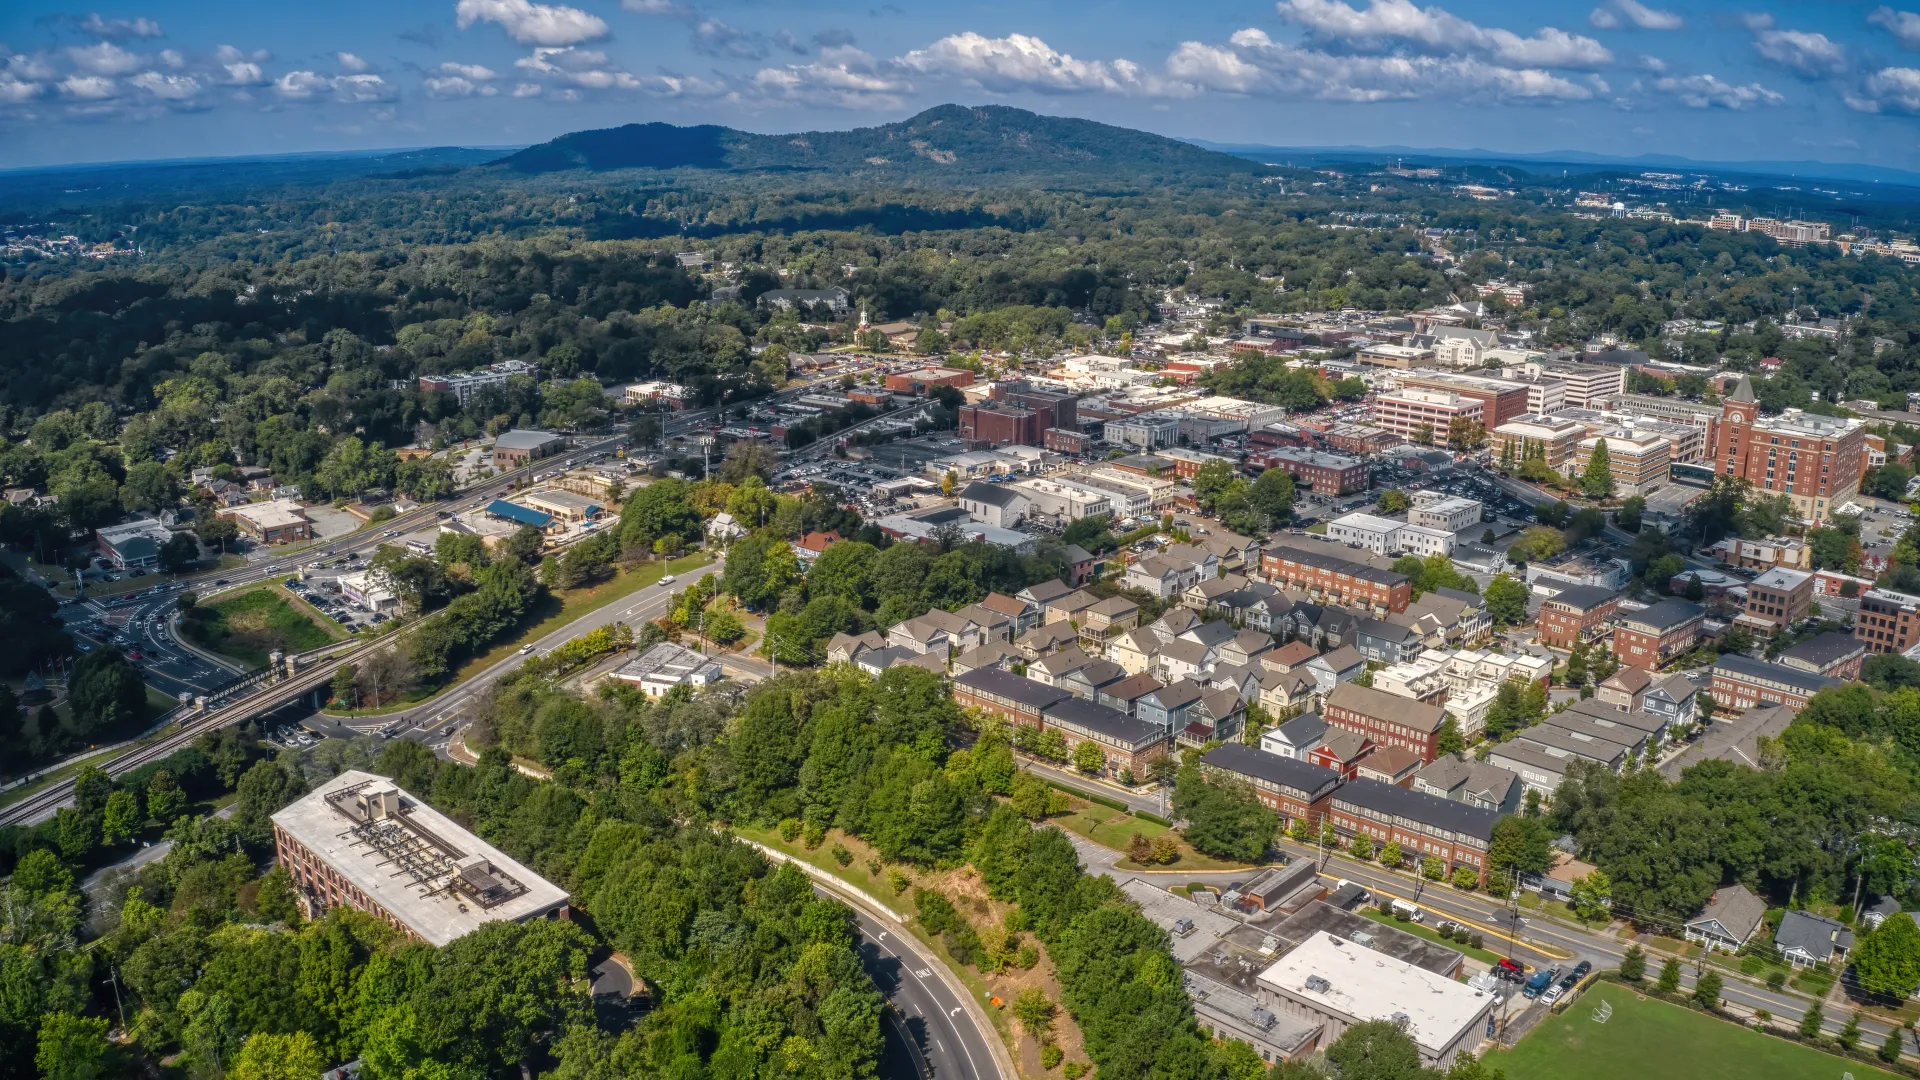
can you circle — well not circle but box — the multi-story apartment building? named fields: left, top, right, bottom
left=1370, top=388, right=1484, bottom=443
left=1490, top=414, right=1588, bottom=472
left=1323, top=682, right=1450, bottom=763
left=1535, top=585, right=1621, bottom=649
left=1710, top=654, right=1841, bottom=715
left=1611, top=599, right=1707, bottom=668
left=1199, top=743, right=1343, bottom=826
left=1715, top=375, right=1865, bottom=523
left=1323, top=778, right=1500, bottom=882
left=1856, top=588, right=1920, bottom=655
left=1260, top=542, right=1413, bottom=614
left=1570, top=432, right=1672, bottom=496
left=1734, top=567, right=1814, bottom=636
left=1251, top=447, right=1370, bottom=494
left=418, top=359, right=538, bottom=406
left=1397, top=372, right=1532, bottom=430
left=273, top=772, right=570, bottom=946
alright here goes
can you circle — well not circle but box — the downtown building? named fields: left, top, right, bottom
left=1713, top=375, right=1865, bottom=524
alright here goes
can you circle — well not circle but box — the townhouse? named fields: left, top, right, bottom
left=1610, top=599, right=1707, bottom=668
left=1324, top=778, right=1501, bottom=883
left=1260, top=543, right=1413, bottom=615
left=1534, top=585, right=1621, bottom=649
left=1323, top=682, right=1450, bottom=763
left=1710, top=653, right=1841, bottom=715
left=1201, top=743, right=1343, bottom=826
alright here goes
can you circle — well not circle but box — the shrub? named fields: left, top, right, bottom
left=1041, top=1046, right=1063, bottom=1070
left=778, top=818, right=802, bottom=842
left=1767, top=970, right=1787, bottom=990
left=887, top=869, right=910, bottom=894
left=1063, top=1062, right=1088, bottom=1079
left=831, top=844, right=852, bottom=866
left=1003, top=907, right=1030, bottom=933
left=1469, top=933, right=1484, bottom=950
left=1127, top=832, right=1152, bottom=863
left=1149, top=835, right=1179, bottom=864
left=1015, top=944, right=1039, bottom=969
left=1134, top=810, right=1173, bottom=827
left=802, top=821, right=826, bottom=848
left=866, top=858, right=883, bottom=876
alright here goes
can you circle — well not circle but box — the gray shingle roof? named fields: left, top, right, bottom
left=960, top=482, right=1025, bottom=508
left=1201, top=742, right=1343, bottom=801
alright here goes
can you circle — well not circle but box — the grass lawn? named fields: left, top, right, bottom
left=1357, top=908, right=1508, bottom=965
left=180, top=586, right=343, bottom=668
left=1487, top=987, right=1901, bottom=1080
left=1046, top=799, right=1255, bottom=872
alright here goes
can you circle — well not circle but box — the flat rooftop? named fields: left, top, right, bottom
left=1257, top=931, right=1496, bottom=1059
left=1120, top=878, right=1243, bottom=963
left=272, top=770, right=569, bottom=947
left=227, top=499, right=310, bottom=528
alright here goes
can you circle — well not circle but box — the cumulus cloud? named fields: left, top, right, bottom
left=330, top=74, right=393, bottom=102
left=337, top=52, right=370, bottom=73
left=0, top=76, right=39, bottom=104
left=273, top=70, right=331, bottom=99
left=128, top=70, right=200, bottom=100
left=79, top=14, right=164, bottom=40
left=512, top=81, right=542, bottom=96
left=438, top=61, right=498, bottom=80
left=1848, top=66, right=1920, bottom=111
left=621, top=0, right=693, bottom=13
left=691, top=17, right=769, bottom=60
left=1744, top=14, right=1847, bottom=76
left=754, top=46, right=910, bottom=107
left=1652, top=72, right=1783, bottom=107
left=59, top=74, right=117, bottom=99
left=426, top=61, right=499, bottom=96
left=1588, top=0, right=1682, bottom=30
left=454, top=0, right=608, bottom=47
left=67, top=42, right=143, bottom=76
left=1275, top=0, right=1613, bottom=68
left=898, top=32, right=1148, bottom=94
left=1164, top=26, right=1593, bottom=102
left=1870, top=7, right=1920, bottom=50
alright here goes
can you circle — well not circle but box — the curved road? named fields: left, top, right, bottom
left=847, top=903, right=1001, bottom=1080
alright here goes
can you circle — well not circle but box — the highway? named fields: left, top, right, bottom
left=847, top=903, right=1002, bottom=1080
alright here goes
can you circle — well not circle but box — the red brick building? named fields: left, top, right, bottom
left=1714, top=374, right=1865, bottom=524
left=957, top=402, right=1043, bottom=447
left=1611, top=599, right=1707, bottom=668
left=884, top=367, right=975, bottom=395
left=1319, top=424, right=1399, bottom=456
left=1260, top=543, right=1412, bottom=614
left=1535, top=585, right=1621, bottom=649
left=1709, top=653, right=1840, bottom=714
left=1856, top=588, right=1920, bottom=655
left=1199, top=743, right=1342, bottom=827
left=1043, top=428, right=1086, bottom=453
left=1323, top=682, right=1449, bottom=763
left=1250, top=448, right=1370, bottom=494
left=1324, top=778, right=1500, bottom=883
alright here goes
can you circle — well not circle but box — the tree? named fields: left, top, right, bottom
left=234, top=760, right=302, bottom=842
left=1172, top=764, right=1275, bottom=862
left=1582, top=439, right=1613, bottom=498
left=1484, top=574, right=1528, bottom=626
left=1615, top=495, right=1645, bottom=533
left=1422, top=856, right=1445, bottom=881
left=331, top=663, right=359, bottom=709
left=36, top=1013, right=110, bottom=1080
left=1434, top=718, right=1464, bottom=757
left=1853, top=912, right=1920, bottom=999
left=101, top=787, right=141, bottom=846
left=1376, top=489, right=1409, bottom=514
left=1350, top=833, right=1374, bottom=860
left=1840, top=1011, right=1862, bottom=1052
left=1011, top=987, right=1055, bottom=1041
left=1619, top=944, right=1646, bottom=982
left=68, top=647, right=146, bottom=738
left=231, top=1032, right=327, bottom=1080
left=1693, top=968, right=1722, bottom=1008
left=1487, top=815, right=1554, bottom=878
left=146, top=769, right=186, bottom=823
left=1192, top=461, right=1236, bottom=511
left=1379, top=841, right=1402, bottom=869
left=1325, top=1020, right=1428, bottom=1080
left=1072, top=740, right=1105, bottom=776
left=1568, top=871, right=1613, bottom=920
left=1879, top=1028, right=1904, bottom=1064
left=194, top=514, right=239, bottom=549
left=1800, top=1004, right=1825, bottom=1040
left=1447, top=417, right=1485, bottom=451
left=1658, top=957, right=1682, bottom=994
left=157, top=531, right=202, bottom=573
left=1413, top=422, right=1435, bottom=446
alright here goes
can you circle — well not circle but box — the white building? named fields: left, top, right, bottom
left=1256, top=932, right=1497, bottom=1069
left=610, top=642, right=724, bottom=697
left=957, top=483, right=1030, bottom=528
left=1327, top=512, right=1456, bottom=557
left=1009, top=477, right=1112, bottom=524
left=1408, top=492, right=1483, bottom=533
left=338, top=569, right=401, bottom=614
left=1103, top=415, right=1182, bottom=451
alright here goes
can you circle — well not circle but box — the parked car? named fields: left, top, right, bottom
left=1571, top=960, right=1592, bottom=980
left=1540, top=983, right=1564, bottom=1006
left=1522, top=967, right=1559, bottom=999
left=1496, top=958, right=1526, bottom=981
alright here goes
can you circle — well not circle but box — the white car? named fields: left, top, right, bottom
left=658, top=575, right=677, bottom=586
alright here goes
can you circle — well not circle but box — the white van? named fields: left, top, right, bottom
left=1390, top=899, right=1425, bottom=923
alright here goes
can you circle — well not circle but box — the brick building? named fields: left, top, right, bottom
left=1397, top=372, right=1532, bottom=430
left=1037, top=697, right=1171, bottom=779
left=1260, top=542, right=1412, bottom=614
left=1320, top=423, right=1400, bottom=455
left=952, top=666, right=1069, bottom=725
left=1323, top=778, right=1500, bottom=883
left=272, top=772, right=570, bottom=947
left=957, top=402, right=1044, bottom=447
left=884, top=367, right=975, bottom=395
left=1714, top=374, right=1864, bottom=523
left=1856, top=588, right=1920, bottom=655
left=1250, top=448, right=1370, bottom=494
left=1199, top=743, right=1343, bottom=827
left=1710, top=653, right=1841, bottom=715
left=1733, top=566, right=1813, bottom=637
left=1778, top=631, right=1866, bottom=680
left=1323, top=682, right=1450, bottom=763
left=1369, top=388, right=1484, bottom=443
left=1611, top=599, right=1706, bottom=668
left=1534, top=585, right=1621, bottom=649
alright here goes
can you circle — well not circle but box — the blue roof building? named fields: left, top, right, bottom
left=485, top=499, right=557, bottom=531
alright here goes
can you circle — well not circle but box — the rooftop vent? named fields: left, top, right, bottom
left=1251, top=1007, right=1276, bottom=1031
left=1305, top=975, right=1332, bottom=994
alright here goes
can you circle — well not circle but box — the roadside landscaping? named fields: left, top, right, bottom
left=1046, top=797, right=1255, bottom=872
left=180, top=586, right=344, bottom=668
left=1488, top=986, right=1901, bottom=1080
left=1357, top=906, right=1508, bottom=966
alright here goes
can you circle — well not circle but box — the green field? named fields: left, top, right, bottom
left=181, top=587, right=342, bottom=667
left=1489, top=986, right=1900, bottom=1080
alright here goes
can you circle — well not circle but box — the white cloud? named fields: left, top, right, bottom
left=273, top=70, right=331, bottom=100
left=512, top=81, right=542, bottom=96
left=337, top=52, right=370, bottom=74
left=510, top=46, right=718, bottom=95
left=1870, top=7, right=1920, bottom=51
left=1165, top=27, right=1594, bottom=102
left=622, top=0, right=693, bottom=13
left=67, top=42, right=142, bottom=76
left=691, top=17, right=769, bottom=59
left=79, top=14, right=164, bottom=40
left=0, top=77, right=42, bottom=105
left=1275, top=0, right=1613, bottom=68
left=1848, top=66, right=1920, bottom=111
left=1652, top=73, right=1783, bottom=107
left=754, top=46, right=910, bottom=107
left=454, top=0, right=608, bottom=47
left=1588, top=0, right=1682, bottom=30
left=128, top=70, right=200, bottom=100
left=59, top=74, right=118, bottom=99
left=898, top=32, right=1148, bottom=94
left=331, top=74, right=392, bottom=102
left=159, top=49, right=183, bottom=68
left=439, top=62, right=498, bottom=80
left=426, top=75, right=489, bottom=96
left=1744, top=15, right=1847, bottom=75
left=221, top=61, right=265, bottom=85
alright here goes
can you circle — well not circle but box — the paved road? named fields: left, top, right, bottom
left=846, top=902, right=1000, bottom=1080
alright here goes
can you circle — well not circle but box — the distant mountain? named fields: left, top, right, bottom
left=1186, top=139, right=1920, bottom=190
left=493, top=104, right=1272, bottom=183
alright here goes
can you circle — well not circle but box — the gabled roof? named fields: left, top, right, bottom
left=1356, top=617, right=1421, bottom=645
left=978, top=592, right=1028, bottom=619
left=1649, top=672, right=1698, bottom=702
left=1033, top=646, right=1095, bottom=677
left=1687, top=884, right=1766, bottom=943
left=1316, top=729, right=1373, bottom=763
left=1618, top=598, right=1705, bottom=632
left=1087, top=595, right=1139, bottom=619
left=1020, top=579, right=1074, bottom=605
left=1328, top=681, right=1448, bottom=732
left=1775, top=909, right=1853, bottom=961
left=1264, top=641, right=1321, bottom=671
left=1201, top=742, right=1342, bottom=800
left=1159, top=639, right=1212, bottom=668
left=1100, top=673, right=1164, bottom=703
left=1110, top=629, right=1161, bottom=656
left=1142, top=679, right=1206, bottom=711
left=1183, top=620, right=1238, bottom=649
left=1601, top=667, right=1654, bottom=694
left=1779, top=631, right=1865, bottom=670
left=826, top=631, right=885, bottom=658
left=1271, top=711, right=1328, bottom=746
left=1018, top=623, right=1080, bottom=651
left=959, top=481, right=1025, bottom=508
left=954, top=641, right=1022, bottom=672
left=1151, top=607, right=1201, bottom=636
left=1311, top=644, right=1366, bottom=674
left=1228, top=630, right=1274, bottom=656
left=1049, top=590, right=1101, bottom=614
left=1063, top=544, right=1095, bottom=564
left=956, top=603, right=1013, bottom=629
left=1541, top=584, right=1619, bottom=612
left=1064, top=660, right=1127, bottom=688
left=1714, top=652, right=1842, bottom=695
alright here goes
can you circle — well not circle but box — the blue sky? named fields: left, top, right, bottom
left=4, top=0, right=1920, bottom=170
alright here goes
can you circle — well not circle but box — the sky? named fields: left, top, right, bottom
left=4, top=0, right=1920, bottom=172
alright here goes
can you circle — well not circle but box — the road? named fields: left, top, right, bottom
left=846, top=902, right=1001, bottom=1080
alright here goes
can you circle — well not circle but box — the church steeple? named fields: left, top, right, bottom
left=1728, top=374, right=1756, bottom=404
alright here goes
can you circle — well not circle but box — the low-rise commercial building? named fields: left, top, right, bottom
left=1406, top=492, right=1482, bottom=533
left=1369, top=388, right=1483, bottom=443
left=1250, top=448, right=1369, bottom=494
left=272, top=772, right=570, bottom=947
left=1570, top=432, right=1670, bottom=496
left=1255, top=932, right=1497, bottom=1068
left=1857, top=588, right=1920, bottom=655
left=1778, top=631, right=1866, bottom=680
left=221, top=499, right=314, bottom=545
left=518, top=489, right=606, bottom=525
left=1103, top=415, right=1182, bottom=451
left=338, top=570, right=401, bottom=614
left=1397, top=372, right=1532, bottom=430
left=1611, top=599, right=1706, bottom=667
left=1327, top=512, right=1456, bottom=558
left=1734, top=566, right=1813, bottom=636
left=1490, top=414, right=1588, bottom=472
left=1710, top=653, right=1841, bottom=714
left=95, top=519, right=177, bottom=570
left=611, top=642, right=725, bottom=696
left=884, top=367, right=975, bottom=395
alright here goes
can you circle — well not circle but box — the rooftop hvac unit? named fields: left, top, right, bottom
left=1348, top=930, right=1375, bottom=948
left=1304, top=975, right=1332, bottom=994
left=1173, top=918, right=1195, bottom=936
left=1251, top=1007, right=1276, bottom=1031
left=1391, top=1011, right=1411, bottom=1029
